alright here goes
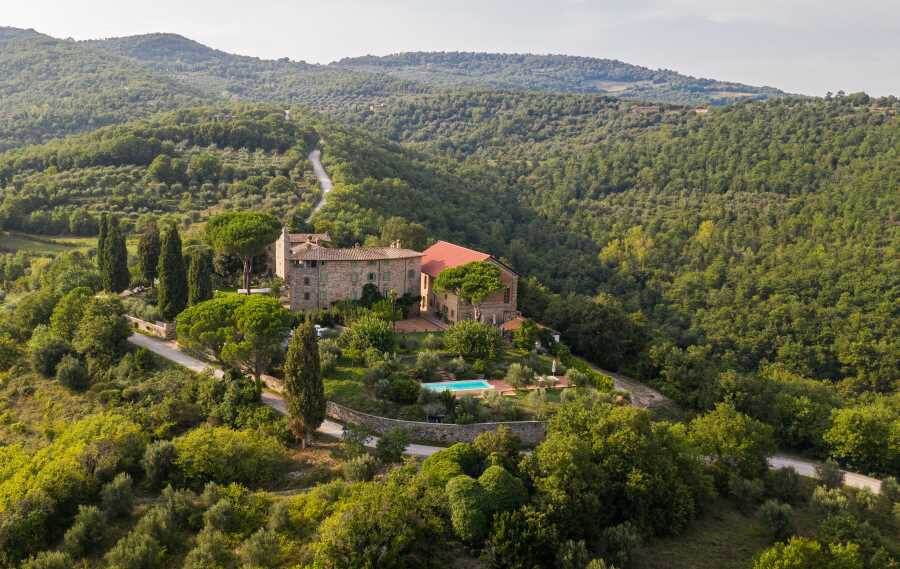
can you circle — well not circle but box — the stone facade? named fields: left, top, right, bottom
left=274, top=228, right=423, bottom=312
left=326, top=401, right=547, bottom=446
left=420, top=241, right=519, bottom=325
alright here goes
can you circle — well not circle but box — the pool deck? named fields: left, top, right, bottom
left=489, top=376, right=570, bottom=395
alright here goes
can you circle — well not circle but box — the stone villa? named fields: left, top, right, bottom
left=420, top=241, right=519, bottom=325
left=274, top=229, right=423, bottom=312
left=274, top=230, right=519, bottom=324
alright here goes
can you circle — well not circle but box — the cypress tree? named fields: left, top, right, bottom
left=137, top=221, right=161, bottom=286
left=187, top=247, right=213, bottom=306
left=157, top=224, right=187, bottom=321
left=96, top=214, right=109, bottom=273
left=283, top=321, right=325, bottom=448
left=103, top=217, right=130, bottom=293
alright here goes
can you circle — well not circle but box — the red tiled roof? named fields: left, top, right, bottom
left=420, top=241, right=491, bottom=277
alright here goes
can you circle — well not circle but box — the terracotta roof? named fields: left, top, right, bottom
left=288, top=243, right=422, bottom=262
left=500, top=316, right=558, bottom=334
left=287, top=233, right=330, bottom=244
left=421, top=241, right=491, bottom=277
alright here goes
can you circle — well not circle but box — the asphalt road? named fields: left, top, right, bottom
left=129, top=333, right=883, bottom=490
left=306, top=149, right=333, bottom=222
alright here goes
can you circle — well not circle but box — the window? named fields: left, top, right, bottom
left=367, top=260, right=376, bottom=266
left=504, top=287, right=510, bottom=303
left=351, top=288, right=358, bottom=300
left=303, top=292, right=310, bottom=300
left=306, top=260, right=317, bottom=268
left=303, top=277, right=310, bottom=286
left=450, top=310, right=455, bottom=319
left=408, top=269, right=415, bottom=280
left=321, top=261, right=327, bottom=266
left=320, top=272, right=328, bottom=283
left=350, top=273, right=358, bottom=284
left=352, top=261, right=360, bottom=268
left=382, top=272, right=390, bottom=282
left=367, top=272, right=376, bottom=282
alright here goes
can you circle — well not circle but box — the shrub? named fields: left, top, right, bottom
left=27, top=325, right=71, bottom=377
left=812, top=486, right=849, bottom=516
left=758, top=499, right=795, bottom=541
left=20, top=552, right=74, bottom=569
left=446, top=356, right=470, bottom=379
left=240, top=528, right=283, bottom=568
left=320, top=351, right=338, bottom=375
left=182, top=528, right=236, bottom=569
left=142, top=440, right=178, bottom=489
left=364, top=347, right=387, bottom=367
left=388, top=377, right=421, bottom=404
left=728, top=475, right=765, bottom=512
left=474, top=426, right=522, bottom=469
left=555, top=540, right=591, bottom=569
left=63, top=504, right=106, bottom=558
left=599, top=522, right=642, bottom=568
left=445, top=320, right=503, bottom=360
left=342, top=314, right=394, bottom=352
left=816, top=459, right=845, bottom=489
left=421, top=334, right=444, bottom=350
left=340, top=423, right=370, bottom=458
left=446, top=475, right=489, bottom=543
left=173, top=425, right=289, bottom=486
left=505, top=363, right=535, bottom=388
left=101, top=472, right=134, bottom=518
left=375, top=429, right=409, bottom=464
left=484, top=507, right=558, bottom=569
left=455, top=395, right=483, bottom=424
left=478, top=465, right=528, bottom=514
left=203, top=499, right=238, bottom=533
left=413, top=350, right=441, bottom=380
left=55, top=354, right=89, bottom=391
left=104, top=531, right=165, bottom=569
left=765, top=467, right=807, bottom=505
left=420, top=443, right=481, bottom=485
left=343, top=454, right=379, bottom=482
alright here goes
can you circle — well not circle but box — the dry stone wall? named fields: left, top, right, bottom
left=325, top=401, right=546, bottom=446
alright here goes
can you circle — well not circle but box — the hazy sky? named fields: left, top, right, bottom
left=5, top=0, right=899, bottom=96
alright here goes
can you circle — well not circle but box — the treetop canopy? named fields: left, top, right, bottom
left=205, top=211, right=282, bottom=258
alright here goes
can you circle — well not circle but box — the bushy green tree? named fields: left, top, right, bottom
left=446, top=475, right=489, bottom=543
left=55, top=354, right=89, bottom=391
left=284, top=321, right=325, bottom=448
left=688, top=403, right=776, bottom=489
left=172, top=425, right=289, bottom=486
left=205, top=211, right=281, bottom=292
left=20, top=551, right=74, bottom=569
left=157, top=223, right=187, bottom=320
left=753, top=537, right=863, bottom=569
left=73, top=295, right=131, bottom=370
left=27, top=325, right=71, bottom=376
left=101, top=472, right=134, bottom=518
left=483, top=506, right=558, bottom=569
left=825, top=398, right=899, bottom=475
left=220, top=294, right=292, bottom=388
left=445, top=319, right=503, bottom=360
left=63, top=505, right=105, bottom=558
left=758, top=499, right=795, bottom=541
left=49, top=286, right=93, bottom=340
left=342, top=313, right=395, bottom=352
left=375, top=429, right=410, bottom=464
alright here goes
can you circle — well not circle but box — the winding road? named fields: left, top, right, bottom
left=306, top=149, right=333, bottom=222
left=128, top=334, right=882, bottom=492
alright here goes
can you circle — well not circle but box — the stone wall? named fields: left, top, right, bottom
left=326, top=401, right=546, bottom=446
left=125, top=315, right=175, bottom=340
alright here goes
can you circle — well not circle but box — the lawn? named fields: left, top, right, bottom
left=0, top=231, right=96, bottom=255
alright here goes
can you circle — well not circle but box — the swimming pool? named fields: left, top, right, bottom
left=422, top=379, right=493, bottom=393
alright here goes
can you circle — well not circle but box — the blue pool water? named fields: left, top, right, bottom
left=422, top=380, right=493, bottom=393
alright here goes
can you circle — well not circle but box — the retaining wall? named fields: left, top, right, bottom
left=325, top=401, right=546, bottom=446
left=125, top=315, right=176, bottom=340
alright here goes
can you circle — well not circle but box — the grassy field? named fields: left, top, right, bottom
left=631, top=499, right=821, bottom=569
left=0, top=231, right=142, bottom=257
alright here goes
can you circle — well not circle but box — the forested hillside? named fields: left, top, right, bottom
left=0, top=27, right=791, bottom=152
left=0, top=28, right=207, bottom=151
left=335, top=52, right=787, bottom=105
left=84, top=33, right=428, bottom=108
